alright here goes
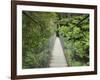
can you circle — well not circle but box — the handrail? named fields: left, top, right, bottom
left=23, top=12, right=45, bottom=32
left=76, top=15, right=89, bottom=27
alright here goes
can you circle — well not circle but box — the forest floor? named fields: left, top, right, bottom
left=49, top=37, right=67, bottom=67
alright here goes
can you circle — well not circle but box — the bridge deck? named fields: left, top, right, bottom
left=49, top=37, right=67, bottom=67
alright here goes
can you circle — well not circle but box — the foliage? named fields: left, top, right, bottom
left=22, top=11, right=89, bottom=68
left=22, top=11, right=57, bottom=68
left=58, top=14, right=89, bottom=66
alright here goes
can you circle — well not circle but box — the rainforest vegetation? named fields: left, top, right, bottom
left=22, top=11, right=89, bottom=69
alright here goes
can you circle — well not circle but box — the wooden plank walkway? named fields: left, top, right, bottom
left=49, top=37, right=67, bottom=67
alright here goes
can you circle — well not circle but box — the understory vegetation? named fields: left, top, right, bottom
left=22, top=11, right=57, bottom=68
left=58, top=14, right=89, bottom=66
